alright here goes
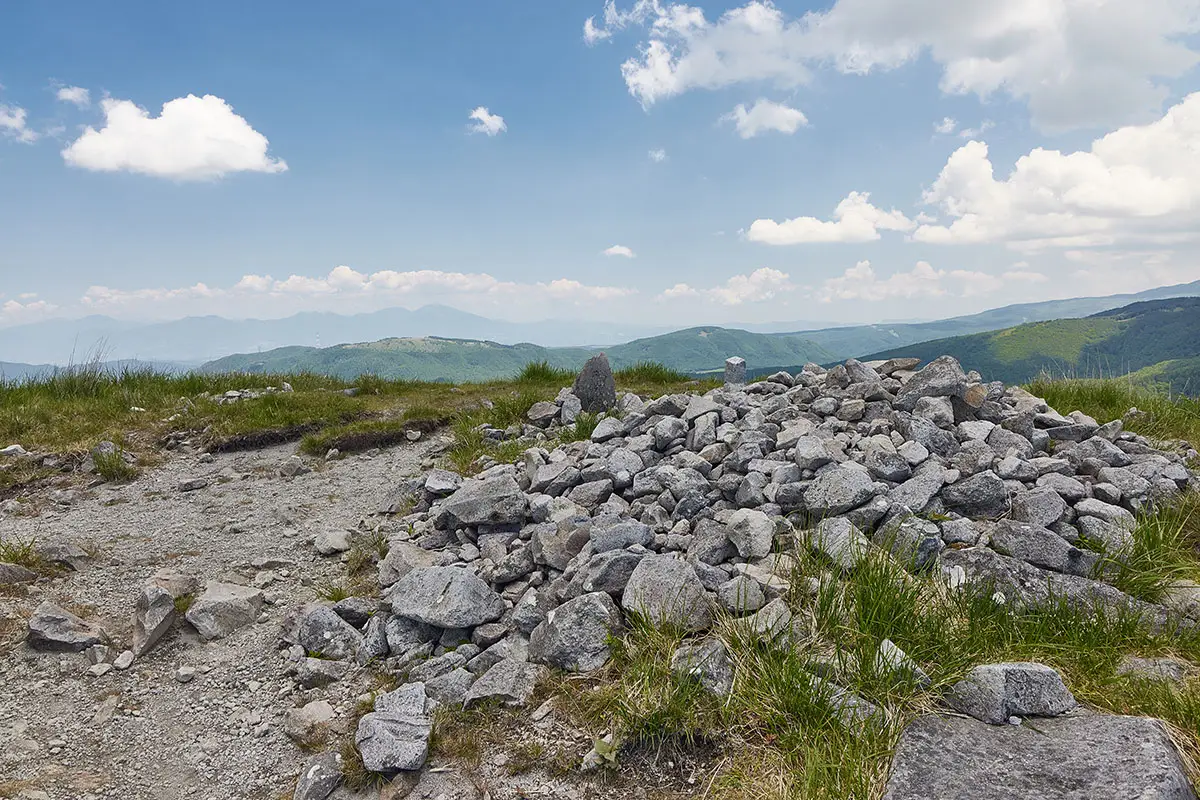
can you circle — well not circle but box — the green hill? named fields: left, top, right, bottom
left=203, top=328, right=833, bottom=382
left=861, top=298, right=1200, bottom=394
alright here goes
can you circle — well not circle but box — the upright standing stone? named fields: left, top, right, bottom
left=725, top=357, right=747, bottom=386
left=573, top=353, right=617, bottom=413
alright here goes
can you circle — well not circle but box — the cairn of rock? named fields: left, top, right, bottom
left=268, top=352, right=1200, bottom=793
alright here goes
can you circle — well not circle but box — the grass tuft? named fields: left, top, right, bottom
left=1099, top=494, right=1200, bottom=603
left=615, top=361, right=690, bottom=384
left=516, top=361, right=576, bottom=385
left=92, top=444, right=139, bottom=483
left=1026, top=376, right=1200, bottom=447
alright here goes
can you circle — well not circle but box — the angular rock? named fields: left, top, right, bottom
left=810, top=517, right=870, bottom=570
left=27, top=602, right=108, bottom=652
left=297, top=606, right=364, bottom=660
left=184, top=582, right=264, bottom=641
left=990, top=520, right=1099, bottom=578
left=132, top=585, right=176, bottom=657
left=529, top=591, right=622, bottom=672
left=670, top=638, right=734, bottom=696
left=621, top=555, right=712, bottom=631
left=0, top=561, right=37, bottom=585
left=378, top=542, right=440, bottom=588
left=726, top=508, right=775, bottom=559
left=436, top=475, right=528, bottom=529
left=947, top=662, right=1076, bottom=724
left=463, top=658, right=546, bottom=708
left=940, top=470, right=1008, bottom=519
left=294, top=751, right=343, bottom=800
left=355, top=683, right=434, bottom=772
left=803, top=464, right=875, bottom=517
left=389, top=567, right=505, bottom=629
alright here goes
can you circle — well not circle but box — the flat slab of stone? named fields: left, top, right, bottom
left=884, top=712, right=1198, bottom=800
left=389, top=566, right=505, bottom=629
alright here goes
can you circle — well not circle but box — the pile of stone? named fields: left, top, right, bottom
left=276, top=352, right=1199, bottom=788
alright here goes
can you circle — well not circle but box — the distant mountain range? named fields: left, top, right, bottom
left=4, top=280, right=1199, bottom=386
left=4, top=280, right=1198, bottom=369
left=202, top=286, right=1200, bottom=387
left=862, top=297, right=1200, bottom=394
left=0, top=305, right=845, bottom=365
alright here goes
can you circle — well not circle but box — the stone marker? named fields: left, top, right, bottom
left=725, top=356, right=747, bottom=385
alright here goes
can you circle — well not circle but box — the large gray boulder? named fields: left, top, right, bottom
left=989, top=520, right=1099, bottom=577
left=940, top=470, right=1009, bottom=518
left=803, top=464, right=875, bottom=517
left=883, top=712, right=1197, bottom=800
left=726, top=508, right=775, bottom=559
left=185, top=582, right=264, bottom=641
left=355, top=683, right=434, bottom=772
left=573, top=353, right=617, bottom=413
left=947, top=662, right=1076, bottom=724
left=621, top=555, right=712, bottom=631
left=529, top=591, right=622, bottom=672
left=389, top=567, right=505, bottom=629
left=27, top=602, right=108, bottom=652
left=435, top=475, right=528, bottom=529
left=894, top=356, right=968, bottom=411
left=296, top=606, right=364, bottom=660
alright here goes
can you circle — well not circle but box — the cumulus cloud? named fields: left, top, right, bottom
left=722, top=98, right=807, bottom=138
left=657, top=267, right=795, bottom=305
left=913, top=92, right=1200, bottom=250
left=592, top=0, right=1200, bottom=130
left=648, top=148, right=667, bottom=162
left=61, top=94, right=287, bottom=180
left=0, top=104, right=38, bottom=143
left=0, top=298, right=58, bottom=326
left=468, top=106, right=507, bottom=136
left=603, top=245, right=636, bottom=257
left=56, top=86, right=90, bottom=107
left=747, top=191, right=914, bottom=245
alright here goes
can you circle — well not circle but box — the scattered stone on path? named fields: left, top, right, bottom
left=26, top=602, right=108, bottom=652
left=184, top=582, right=265, bottom=641
left=132, top=585, right=176, bottom=656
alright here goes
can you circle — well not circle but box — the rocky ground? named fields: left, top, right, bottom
left=4, top=353, right=1200, bottom=800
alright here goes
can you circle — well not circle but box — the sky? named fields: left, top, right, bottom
left=2, top=0, right=1200, bottom=330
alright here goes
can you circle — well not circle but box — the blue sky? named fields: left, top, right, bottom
left=2, top=0, right=1199, bottom=329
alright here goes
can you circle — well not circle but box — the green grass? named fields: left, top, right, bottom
left=1026, top=376, right=1200, bottom=447
left=551, top=522, right=1200, bottom=800
left=1099, top=494, right=1200, bottom=603
left=516, top=360, right=577, bottom=385
left=1, top=360, right=703, bottom=489
left=0, top=536, right=48, bottom=572
left=92, top=443, right=139, bottom=482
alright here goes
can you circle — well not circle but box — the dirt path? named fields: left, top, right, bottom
left=0, top=437, right=445, bottom=800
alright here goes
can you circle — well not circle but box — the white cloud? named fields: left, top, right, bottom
left=0, top=104, right=38, bottom=143
left=0, top=298, right=58, bottom=326
left=914, top=92, right=1200, bottom=250
left=468, top=107, right=507, bottom=136
left=584, top=17, right=612, bottom=44
left=76, top=267, right=636, bottom=320
left=747, top=191, right=914, bottom=244
left=817, top=260, right=1057, bottom=302
left=958, top=120, right=994, bottom=139
left=61, top=94, right=287, bottom=180
left=934, top=117, right=957, bottom=134
left=722, top=98, right=807, bottom=138
left=595, top=0, right=1200, bottom=130
left=56, top=86, right=90, bottom=107
left=657, top=267, right=795, bottom=305
left=603, top=245, right=636, bottom=257
left=648, top=148, right=667, bottom=162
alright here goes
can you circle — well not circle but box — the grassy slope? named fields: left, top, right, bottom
left=203, top=329, right=834, bottom=381
left=861, top=298, right=1200, bottom=390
